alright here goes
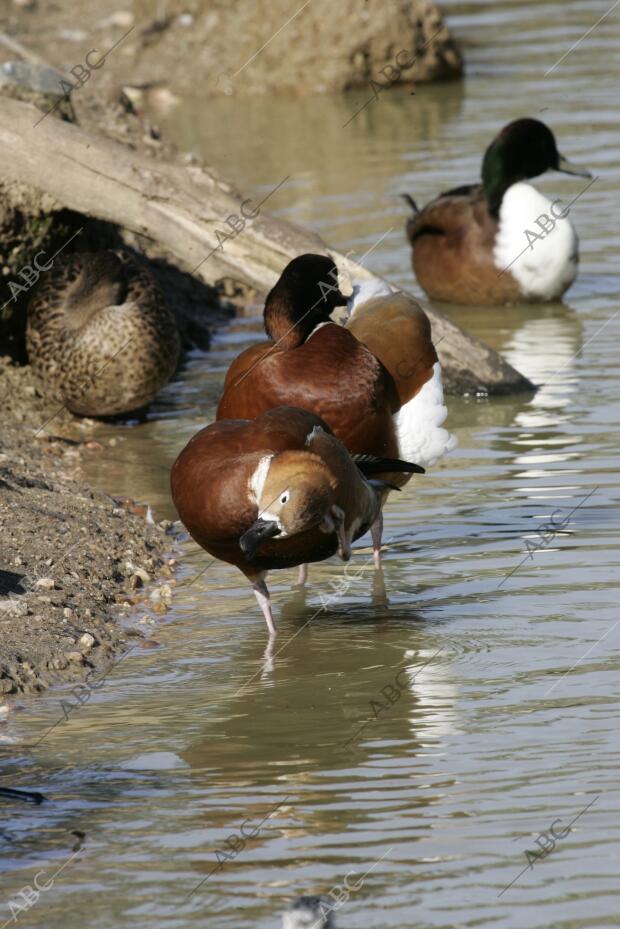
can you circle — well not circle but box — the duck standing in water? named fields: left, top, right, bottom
left=170, top=406, right=421, bottom=634
left=403, top=118, right=592, bottom=305
left=216, top=254, right=455, bottom=563
left=26, top=250, right=180, bottom=417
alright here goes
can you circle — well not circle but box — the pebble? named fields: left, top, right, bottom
left=150, top=584, right=172, bottom=603
left=65, top=651, right=85, bottom=664
left=79, top=633, right=96, bottom=650
left=0, top=598, right=28, bottom=617
left=35, top=577, right=55, bottom=590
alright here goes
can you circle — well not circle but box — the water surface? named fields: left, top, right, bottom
left=2, top=2, right=620, bottom=927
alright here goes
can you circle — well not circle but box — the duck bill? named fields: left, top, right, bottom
left=239, top=518, right=281, bottom=560
left=556, top=154, right=592, bottom=179
left=332, top=288, right=349, bottom=307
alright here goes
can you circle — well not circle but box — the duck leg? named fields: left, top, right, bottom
left=370, top=511, right=384, bottom=569
left=252, top=575, right=277, bottom=636
left=331, top=505, right=352, bottom=562
left=296, top=564, right=308, bottom=586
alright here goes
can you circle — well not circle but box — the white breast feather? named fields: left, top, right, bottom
left=493, top=181, right=578, bottom=301
left=248, top=454, right=273, bottom=504
left=347, top=277, right=393, bottom=317
left=394, top=362, right=457, bottom=467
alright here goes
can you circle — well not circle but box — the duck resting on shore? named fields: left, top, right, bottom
left=170, top=406, right=423, bottom=635
left=403, top=118, right=592, bottom=305
left=26, top=250, right=180, bottom=417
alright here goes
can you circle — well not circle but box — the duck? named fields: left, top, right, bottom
left=170, top=406, right=421, bottom=635
left=403, top=118, right=592, bottom=305
left=282, top=895, right=335, bottom=928
left=216, top=254, right=455, bottom=564
left=26, top=250, right=181, bottom=417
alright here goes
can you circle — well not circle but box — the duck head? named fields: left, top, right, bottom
left=481, top=118, right=592, bottom=214
left=281, top=895, right=335, bottom=928
left=240, top=450, right=351, bottom=561
left=264, top=254, right=349, bottom=350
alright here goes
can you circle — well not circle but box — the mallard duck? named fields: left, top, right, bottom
left=216, top=254, right=454, bottom=563
left=403, top=118, right=592, bottom=305
left=26, top=250, right=180, bottom=417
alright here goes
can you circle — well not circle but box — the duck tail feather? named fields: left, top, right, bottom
left=353, top=454, right=425, bottom=476
left=400, top=193, right=419, bottom=214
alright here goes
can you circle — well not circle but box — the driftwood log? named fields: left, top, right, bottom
left=0, top=96, right=532, bottom=394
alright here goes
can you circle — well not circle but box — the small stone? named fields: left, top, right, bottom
left=79, top=633, right=96, bottom=650
left=65, top=651, right=85, bottom=664
left=129, top=574, right=143, bottom=590
left=48, top=657, right=69, bottom=671
left=35, top=578, right=55, bottom=590
left=63, top=608, right=73, bottom=618
left=0, top=598, right=28, bottom=617
left=151, top=601, right=167, bottom=614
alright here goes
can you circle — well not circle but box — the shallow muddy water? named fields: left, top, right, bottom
left=2, top=2, right=620, bottom=927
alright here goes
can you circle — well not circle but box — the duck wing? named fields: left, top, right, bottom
left=405, top=183, right=491, bottom=246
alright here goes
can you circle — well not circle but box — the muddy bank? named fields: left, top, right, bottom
left=1, top=0, right=462, bottom=99
left=0, top=359, right=178, bottom=697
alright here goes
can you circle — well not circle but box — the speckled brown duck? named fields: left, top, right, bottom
left=26, top=250, right=180, bottom=417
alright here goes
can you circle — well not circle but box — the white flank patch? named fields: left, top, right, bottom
left=394, top=362, right=457, bottom=467
left=248, top=454, right=273, bottom=505
left=493, top=181, right=579, bottom=301
left=347, top=277, right=393, bottom=317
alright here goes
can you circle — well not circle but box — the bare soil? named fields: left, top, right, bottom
left=0, top=359, right=178, bottom=697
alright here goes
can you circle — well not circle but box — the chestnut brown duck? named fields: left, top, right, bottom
left=403, top=118, right=592, bottom=305
left=26, top=250, right=180, bottom=417
left=170, top=406, right=422, bottom=635
left=216, top=254, right=455, bottom=564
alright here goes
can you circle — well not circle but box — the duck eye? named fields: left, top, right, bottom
left=280, top=492, right=289, bottom=504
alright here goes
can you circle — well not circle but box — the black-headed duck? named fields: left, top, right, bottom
left=403, top=118, right=592, bottom=305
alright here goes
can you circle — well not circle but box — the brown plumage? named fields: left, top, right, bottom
left=26, top=250, right=180, bottom=417
left=170, top=406, right=413, bottom=634
left=405, top=185, right=521, bottom=305
left=217, top=256, right=435, bottom=464
left=216, top=254, right=446, bottom=565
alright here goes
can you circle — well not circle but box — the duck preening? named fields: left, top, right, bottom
left=170, top=406, right=421, bottom=635
left=26, top=250, right=180, bottom=417
left=403, top=118, right=592, bottom=305
left=216, top=254, right=455, bottom=563
left=282, top=895, right=335, bottom=928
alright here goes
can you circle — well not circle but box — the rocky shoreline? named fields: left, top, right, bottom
left=0, top=359, right=177, bottom=697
